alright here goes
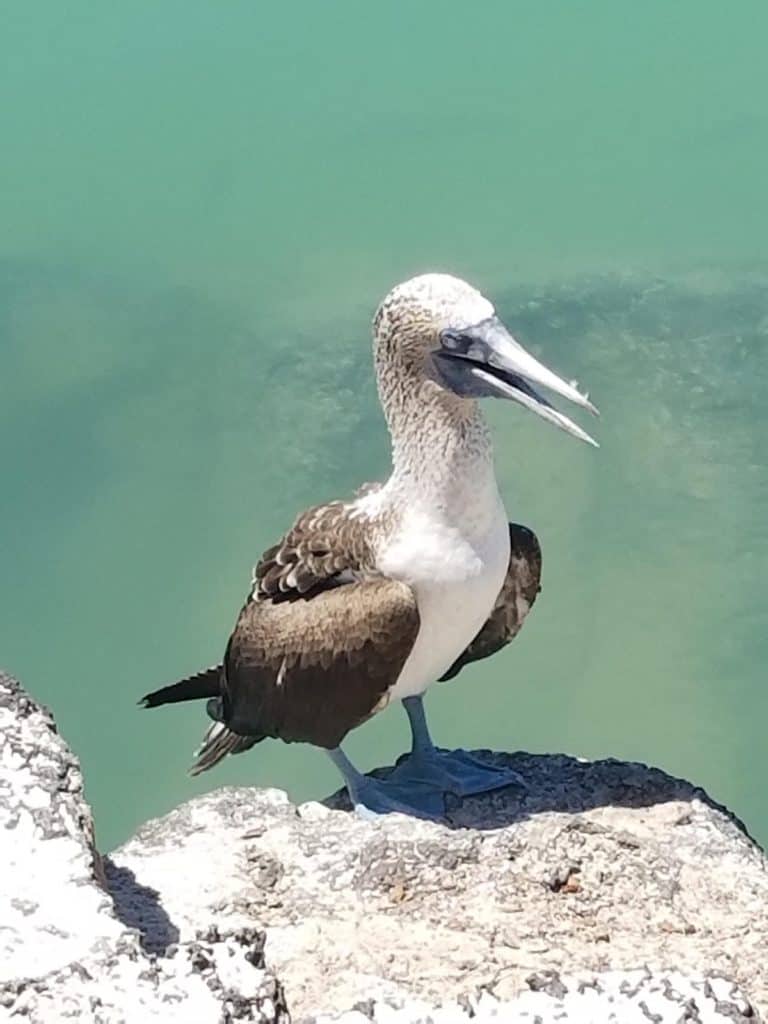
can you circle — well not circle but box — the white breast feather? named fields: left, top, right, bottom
left=379, top=502, right=509, bottom=699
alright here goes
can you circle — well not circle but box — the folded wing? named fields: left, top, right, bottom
left=191, top=499, right=420, bottom=772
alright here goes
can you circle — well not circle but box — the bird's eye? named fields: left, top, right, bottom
left=440, top=328, right=488, bottom=363
left=440, top=329, right=467, bottom=352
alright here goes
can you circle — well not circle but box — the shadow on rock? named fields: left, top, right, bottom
left=322, top=749, right=753, bottom=837
left=103, top=859, right=180, bottom=953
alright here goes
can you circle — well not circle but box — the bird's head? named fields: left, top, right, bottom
left=374, top=273, right=599, bottom=446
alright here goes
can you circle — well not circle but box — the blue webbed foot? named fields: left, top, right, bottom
left=387, top=747, right=526, bottom=797
left=350, top=776, right=447, bottom=821
left=328, top=746, right=447, bottom=821
left=396, top=696, right=526, bottom=797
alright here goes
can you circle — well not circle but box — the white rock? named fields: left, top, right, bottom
left=0, top=672, right=287, bottom=1023
left=1, top=669, right=765, bottom=1022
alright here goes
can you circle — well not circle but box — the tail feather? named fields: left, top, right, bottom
left=140, top=665, right=223, bottom=709
left=189, top=721, right=261, bottom=776
left=142, top=662, right=262, bottom=774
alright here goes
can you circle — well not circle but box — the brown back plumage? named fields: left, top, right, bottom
left=222, top=577, right=419, bottom=746
left=253, top=500, right=379, bottom=599
left=188, top=499, right=419, bottom=772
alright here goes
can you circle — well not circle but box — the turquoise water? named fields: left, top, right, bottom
left=1, top=2, right=766, bottom=851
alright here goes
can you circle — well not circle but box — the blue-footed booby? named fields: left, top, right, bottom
left=141, top=274, right=598, bottom=819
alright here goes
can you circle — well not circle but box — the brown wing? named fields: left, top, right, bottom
left=439, top=523, right=542, bottom=682
left=253, top=500, right=377, bottom=599
left=191, top=499, right=420, bottom=773
left=222, top=578, right=418, bottom=745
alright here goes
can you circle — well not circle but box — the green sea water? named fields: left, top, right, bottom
left=1, top=1, right=767, bottom=851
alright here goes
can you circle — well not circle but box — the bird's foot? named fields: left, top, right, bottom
left=348, top=775, right=447, bottom=821
left=387, top=746, right=526, bottom=797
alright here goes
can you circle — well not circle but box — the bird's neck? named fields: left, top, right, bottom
left=381, top=376, right=504, bottom=535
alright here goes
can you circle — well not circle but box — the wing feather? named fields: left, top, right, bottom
left=222, top=578, right=419, bottom=749
left=252, top=500, right=377, bottom=601
left=191, top=495, right=419, bottom=771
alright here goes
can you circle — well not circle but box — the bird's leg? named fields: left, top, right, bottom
left=402, top=694, right=436, bottom=753
left=389, top=695, right=527, bottom=796
left=326, top=746, right=446, bottom=821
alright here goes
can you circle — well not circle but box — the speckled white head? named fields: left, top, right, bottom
left=373, top=272, right=600, bottom=447
left=375, top=273, right=495, bottom=338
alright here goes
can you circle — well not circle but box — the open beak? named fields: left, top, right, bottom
left=434, top=316, right=599, bottom=447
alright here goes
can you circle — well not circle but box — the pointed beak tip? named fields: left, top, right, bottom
left=571, top=425, right=600, bottom=449
left=572, top=389, right=599, bottom=418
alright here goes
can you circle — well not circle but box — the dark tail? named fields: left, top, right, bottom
left=140, top=665, right=223, bottom=709
left=141, top=662, right=262, bottom=774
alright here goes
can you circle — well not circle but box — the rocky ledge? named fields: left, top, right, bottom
left=1, top=669, right=766, bottom=1023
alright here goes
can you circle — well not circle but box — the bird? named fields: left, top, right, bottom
left=141, top=273, right=598, bottom=819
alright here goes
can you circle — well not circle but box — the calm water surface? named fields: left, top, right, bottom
left=1, top=2, right=767, bottom=850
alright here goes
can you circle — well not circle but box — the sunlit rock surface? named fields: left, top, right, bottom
left=2, top=668, right=766, bottom=1022
left=0, top=672, right=287, bottom=1022
left=112, top=766, right=768, bottom=1021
